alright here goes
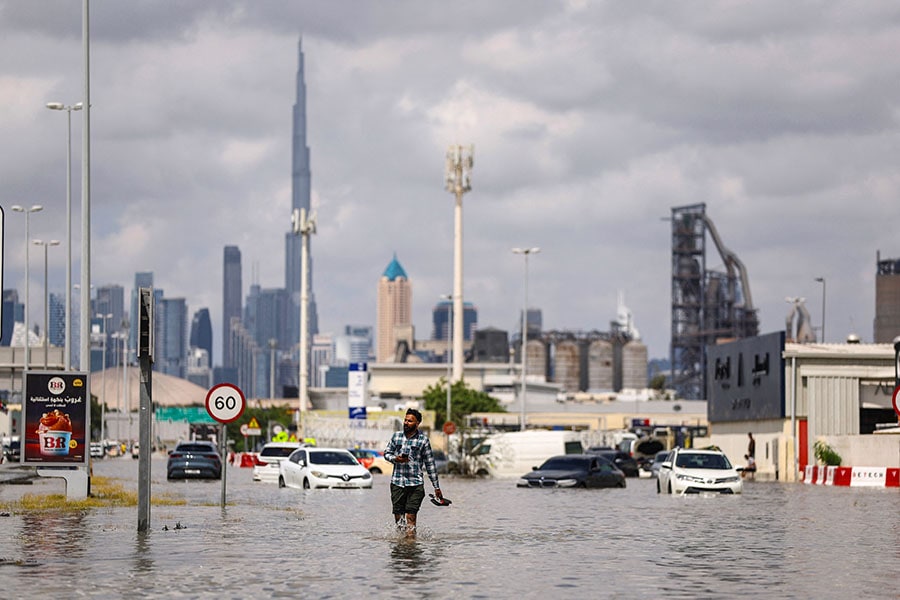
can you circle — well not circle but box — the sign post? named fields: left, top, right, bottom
left=348, top=362, right=367, bottom=420
left=206, top=383, right=246, bottom=508
left=891, top=385, right=900, bottom=419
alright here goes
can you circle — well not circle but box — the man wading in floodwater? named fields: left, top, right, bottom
left=384, top=409, right=444, bottom=537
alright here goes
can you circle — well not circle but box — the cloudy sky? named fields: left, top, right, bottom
left=1, top=1, right=899, bottom=364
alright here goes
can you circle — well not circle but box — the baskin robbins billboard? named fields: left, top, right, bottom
left=23, top=372, right=89, bottom=465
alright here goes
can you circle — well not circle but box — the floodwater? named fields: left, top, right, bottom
left=2, top=457, right=900, bottom=599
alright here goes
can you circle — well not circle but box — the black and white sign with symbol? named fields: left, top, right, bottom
left=205, top=383, right=246, bottom=424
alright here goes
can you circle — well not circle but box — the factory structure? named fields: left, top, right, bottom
left=670, top=203, right=759, bottom=400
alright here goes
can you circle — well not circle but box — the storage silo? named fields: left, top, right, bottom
left=587, top=339, right=614, bottom=391
left=524, top=338, right=547, bottom=381
left=621, top=340, right=648, bottom=389
left=553, top=340, right=581, bottom=392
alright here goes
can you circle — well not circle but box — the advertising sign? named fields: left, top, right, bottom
left=348, top=362, right=367, bottom=420
left=706, top=331, right=785, bottom=423
left=22, top=371, right=89, bottom=465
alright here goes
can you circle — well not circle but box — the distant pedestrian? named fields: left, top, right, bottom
left=384, top=408, right=444, bottom=537
left=747, top=432, right=756, bottom=459
left=742, top=454, right=756, bottom=479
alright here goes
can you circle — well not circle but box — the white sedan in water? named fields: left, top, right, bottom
left=278, top=447, right=373, bottom=490
left=657, top=447, right=743, bottom=495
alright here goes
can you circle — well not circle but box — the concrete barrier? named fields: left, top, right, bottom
left=802, top=465, right=900, bottom=487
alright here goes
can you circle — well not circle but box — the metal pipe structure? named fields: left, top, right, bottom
left=33, top=240, right=60, bottom=368
left=45, top=101, right=82, bottom=369
left=444, top=145, right=473, bottom=382
left=512, top=247, right=540, bottom=431
left=11, top=205, right=43, bottom=373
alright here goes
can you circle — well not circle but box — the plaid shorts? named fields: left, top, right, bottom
left=391, top=483, right=425, bottom=515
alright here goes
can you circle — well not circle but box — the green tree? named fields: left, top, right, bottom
left=422, top=378, right=506, bottom=427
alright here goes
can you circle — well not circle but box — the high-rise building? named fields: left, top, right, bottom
left=285, top=38, right=319, bottom=347
left=245, top=285, right=291, bottom=351
left=875, top=251, right=900, bottom=343
left=1, top=290, right=22, bottom=346
left=190, top=308, right=213, bottom=364
left=376, top=254, right=412, bottom=362
left=49, top=293, right=65, bottom=348
left=96, top=284, right=125, bottom=367
left=222, top=246, right=242, bottom=369
left=432, top=300, right=478, bottom=341
left=158, top=297, right=188, bottom=378
left=310, top=333, right=334, bottom=387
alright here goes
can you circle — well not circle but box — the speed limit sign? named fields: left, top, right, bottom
left=205, top=383, right=246, bottom=423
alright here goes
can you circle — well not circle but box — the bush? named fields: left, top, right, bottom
left=813, top=440, right=842, bottom=466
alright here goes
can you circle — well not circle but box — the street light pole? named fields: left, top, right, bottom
left=815, top=277, right=826, bottom=343
left=445, top=145, right=473, bottom=382
left=46, top=101, right=82, bottom=370
left=512, top=247, right=540, bottom=431
left=11, top=205, right=43, bottom=373
left=33, top=239, right=61, bottom=368
left=99, top=313, right=112, bottom=441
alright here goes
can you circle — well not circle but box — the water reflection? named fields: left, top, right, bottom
left=132, top=530, right=154, bottom=575
left=390, top=537, right=425, bottom=575
left=18, top=510, right=88, bottom=564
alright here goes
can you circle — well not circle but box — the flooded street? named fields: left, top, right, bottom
left=2, top=456, right=900, bottom=599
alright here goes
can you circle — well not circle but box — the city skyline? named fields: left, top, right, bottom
left=1, top=3, right=899, bottom=364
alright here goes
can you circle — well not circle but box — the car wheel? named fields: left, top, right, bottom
left=667, top=481, right=673, bottom=494
left=475, top=468, right=489, bottom=477
left=278, top=475, right=285, bottom=488
left=302, top=478, right=310, bottom=490
left=656, top=480, right=661, bottom=494
left=370, top=467, right=382, bottom=474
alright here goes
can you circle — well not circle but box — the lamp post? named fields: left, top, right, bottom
left=99, top=313, right=112, bottom=441
left=33, top=239, right=60, bottom=368
left=12, top=205, right=44, bottom=372
left=445, top=145, right=473, bottom=382
left=814, top=277, right=826, bottom=343
left=46, top=101, right=82, bottom=370
left=512, top=247, right=540, bottom=431
left=269, top=338, right=277, bottom=400
left=440, top=294, right=453, bottom=424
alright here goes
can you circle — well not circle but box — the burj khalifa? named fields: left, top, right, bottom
left=285, top=38, right=318, bottom=345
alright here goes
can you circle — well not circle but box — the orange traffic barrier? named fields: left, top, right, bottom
left=240, top=453, right=257, bottom=468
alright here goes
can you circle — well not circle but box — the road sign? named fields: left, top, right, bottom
left=443, top=421, right=457, bottom=435
left=248, top=417, right=260, bottom=429
left=892, top=385, right=900, bottom=418
left=240, top=424, right=261, bottom=437
left=205, top=383, right=246, bottom=424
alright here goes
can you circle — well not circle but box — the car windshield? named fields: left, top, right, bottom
left=309, top=451, right=358, bottom=466
left=260, top=446, right=297, bottom=458
left=539, top=457, right=587, bottom=471
left=674, top=452, right=732, bottom=469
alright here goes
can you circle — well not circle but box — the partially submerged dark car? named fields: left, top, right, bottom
left=167, top=441, right=222, bottom=480
left=585, top=447, right=641, bottom=477
left=516, top=454, right=626, bottom=489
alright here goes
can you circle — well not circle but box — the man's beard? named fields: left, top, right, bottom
left=403, top=424, right=416, bottom=435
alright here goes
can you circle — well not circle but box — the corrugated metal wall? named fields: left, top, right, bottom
left=808, top=375, right=859, bottom=439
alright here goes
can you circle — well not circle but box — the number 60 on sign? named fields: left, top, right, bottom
left=205, top=383, right=246, bottom=423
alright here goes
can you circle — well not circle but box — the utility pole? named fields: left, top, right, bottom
left=444, top=144, right=473, bottom=382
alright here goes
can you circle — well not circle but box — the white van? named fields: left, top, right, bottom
left=465, top=430, right=586, bottom=478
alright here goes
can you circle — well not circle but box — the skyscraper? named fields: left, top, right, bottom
left=158, top=297, right=188, bottom=378
left=432, top=299, right=478, bottom=341
left=285, top=38, right=319, bottom=347
left=376, top=254, right=412, bottom=362
left=190, top=307, right=213, bottom=364
left=222, top=245, right=242, bottom=368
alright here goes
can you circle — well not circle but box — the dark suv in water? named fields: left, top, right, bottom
left=585, top=446, right=640, bottom=477
left=167, top=441, right=222, bottom=480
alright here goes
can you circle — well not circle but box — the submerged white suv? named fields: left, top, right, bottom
left=657, top=447, right=743, bottom=495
